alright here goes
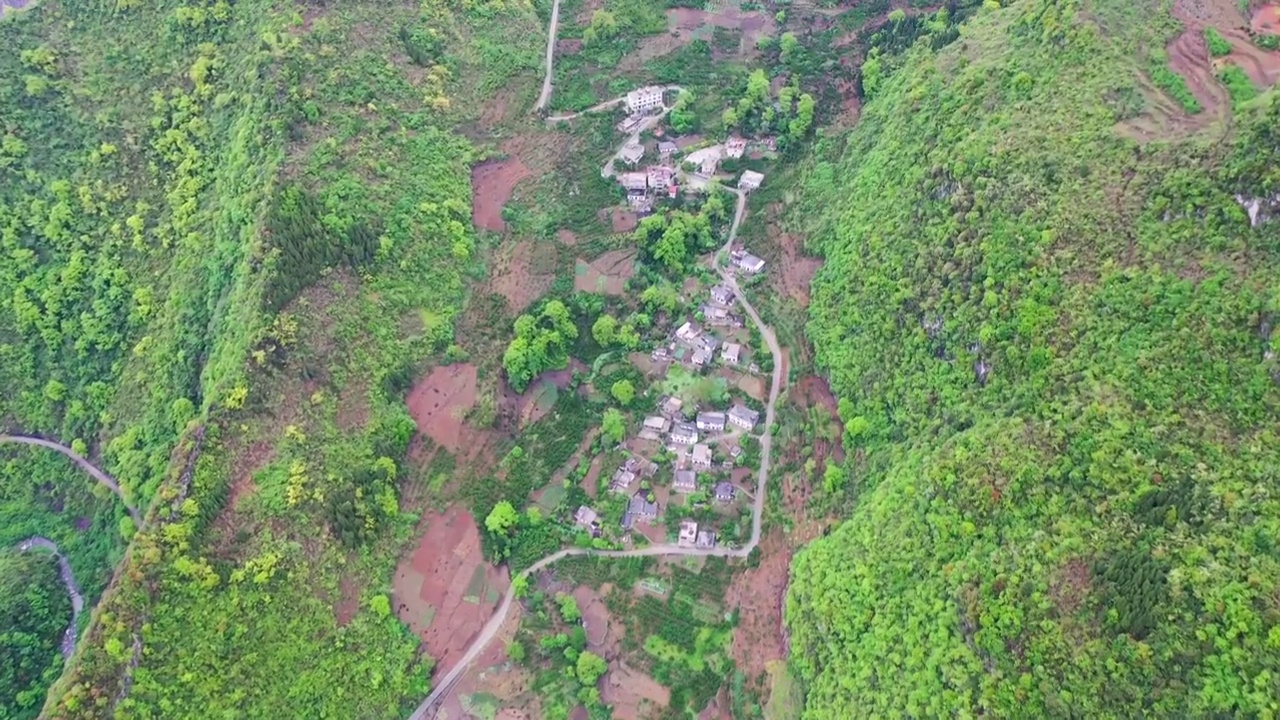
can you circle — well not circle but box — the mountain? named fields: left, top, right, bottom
left=786, top=0, right=1280, bottom=716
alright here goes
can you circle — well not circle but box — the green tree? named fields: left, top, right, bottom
left=610, top=379, right=635, bottom=406
left=485, top=501, right=519, bottom=535
left=575, top=651, right=608, bottom=685
left=592, top=315, right=618, bottom=346
left=602, top=408, right=625, bottom=444
left=556, top=592, right=581, bottom=622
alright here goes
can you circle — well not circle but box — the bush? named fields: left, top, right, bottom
left=1218, top=64, right=1257, bottom=106
left=1203, top=27, right=1232, bottom=58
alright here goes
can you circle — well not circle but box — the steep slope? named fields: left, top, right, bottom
left=786, top=0, right=1280, bottom=717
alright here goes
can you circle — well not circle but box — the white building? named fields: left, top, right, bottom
left=673, top=469, right=698, bottom=494
left=691, top=443, right=713, bottom=467
left=626, top=86, right=665, bottom=114
left=670, top=422, right=699, bottom=445
left=646, top=165, right=674, bottom=190
left=658, top=141, right=679, bottom=160
left=738, top=170, right=765, bottom=192
left=728, top=404, right=760, bottom=431
left=618, top=172, right=648, bottom=192
left=722, top=343, right=742, bottom=365
left=725, top=137, right=747, bottom=159
left=678, top=519, right=699, bottom=547
left=685, top=146, right=723, bottom=176
left=733, top=251, right=766, bottom=274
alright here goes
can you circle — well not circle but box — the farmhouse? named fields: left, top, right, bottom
left=660, top=395, right=684, bottom=417
left=732, top=251, right=766, bottom=274
left=646, top=165, right=674, bottom=191
left=728, top=404, right=760, bottom=431
left=685, top=146, right=722, bottom=176
left=678, top=519, right=699, bottom=547
left=670, top=422, right=699, bottom=445
left=695, top=529, right=717, bottom=549
left=725, top=136, right=747, bottom=159
left=696, top=411, right=726, bottom=432
left=609, top=467, right=637, bottom=493
left=673, top=469, right=698, bottom=494
left=574, top=506, right=601, bottom=535
left=623, top=493, right=659, bottom=528
left=618, top=172, right=649, bottom=192
left=619, top=142, right=645, bottom=165
left=722, top=343, right=741, bottom=365
left=710, top=284, right=735, bottom=305
left=692, top=443, right=713, bottom=468
left=714, top=482, right=736, bottom=502
left=626, top=86, right=665, bottom=114
left=738, top=170, right=764, bottom=191
left=658, top=140, right=679, bottom=160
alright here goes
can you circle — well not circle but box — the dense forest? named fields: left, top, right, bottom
left=0, top=549, right=71, bottom=720
left=787, top=0, right=1280, bottom=716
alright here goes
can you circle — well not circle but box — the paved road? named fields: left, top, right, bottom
left=533, top=0, right=562, bottom=111
left=17, top=537, right=85, bottom=659
left=409, top=186, right=780, bottom=720
left=0, top=435, right=143, bottom=528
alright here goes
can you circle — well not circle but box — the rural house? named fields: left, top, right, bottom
left=738, top=170, right=764, bottom=191
left=574, top=506, right=601, bottom=535
left=695, top=529, right=717, bottom=549
left=622, top=493, right=659, bottom=529
left=692, top=443, right=713, bottom=468
left=678, top=519, right=699, bottom=547
left=710, top=284, right=735, bottom=305
left=725, top=136, right=747, bottom=159
left=660, top=395, right=684, bottom=417
left=618, top=171, right=649, bottom=192
left=658, top=140, right=678, bottom=160
left=722, top=343, right=741, bottom=365
left=732, top=251, right=766, bottom=274
left=714, top=482, right=736, bottom=502
left=646, top=165, right=674, bottom=191
left=685, top=146, right=722, bottom=176
left=673, top=469, right=698, bottom=494
left=619, top=142, right=644, bottom=165
left=728, top=404, right=760, bottom=431
left=696, top=411, right=726, bottom=432
left=639, top=416, right=671, bottom=441
left=670, top=422, right=699, bottom=445
left=610, top=467, right=637, bottom=493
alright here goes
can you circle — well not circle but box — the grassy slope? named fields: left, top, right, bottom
left=0, top=0, right=545, bottom=715
left=786, top=0, right=1280, bottom=717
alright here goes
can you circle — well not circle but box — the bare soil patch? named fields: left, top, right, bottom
left=406, top=364, right=479, bottom=454
left=472, top=157, right=533, bottom=233
left=602, top=660, right=671, bottom=720
left=575, top=248, right=637, bottom=295
left=775, top=233, right=823, bottom=306
left=609, top=207, right=639, bottom=233
left=491, top=240, right=557, bottom=313
left=557, top=228, right=579, bottom=246
left=335, top=573, right=360, bottom=627
left=724, top=529, right=792, bottom=680
left=557, top=38, right=584, bottom=55
left=583, top=455, right=605, bottom=498
left=572, top=585, right=617, bottom=652
left=393, top=506, right=510, bottom=677
left=1254, top=3, right=1280, bottom=33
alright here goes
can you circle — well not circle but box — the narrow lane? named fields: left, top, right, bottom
left=533, top=0, right=561, bottom=111
left=0, top=434, right=143, bottom=528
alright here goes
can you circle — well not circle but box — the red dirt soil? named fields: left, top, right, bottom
left=601, top=659, right=671, bottom=720
left=472, top=156, right=533, bottom=233
left=406, top=363, right=479, bottom=454
left=392, top=506, right=510, bottom=678
left=724, top=529, right=793, bottom=680
left=609, top=208, right=638, bottom=233
left=775, top=232, right=823, bottom=306
left=575, top=249, right=636, bottom=295
left=491, top=240, right=556, bottom=313
left=1254, top=3, right=1280, bottom=33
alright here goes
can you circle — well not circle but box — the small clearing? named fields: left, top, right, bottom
left=472, top=157, right=533, bottom=233
left=609, top=208, right=638, bottom=233
left=572, top=584, right=616, bottom=652
left=601, top=660, right=671, bottom=720
left=574, top=248, right=636, bottom=295
left=406, top=363, right=479, bottom=454
left=393, top=506, right=511, bottom=678
left=1254, top=3, right=1280, bottom=33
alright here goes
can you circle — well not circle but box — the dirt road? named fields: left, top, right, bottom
left=0, top=434, right=143, bottom=528
left=534, top=0, right=562, bottom=111
left=17, top=537, right=85, bottom=659
left=409, top=186, right=780, bottom=720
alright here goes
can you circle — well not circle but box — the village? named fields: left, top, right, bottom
left=569, top=266, right=767, bottom=553
left=607, top=86, right=770, bottom=215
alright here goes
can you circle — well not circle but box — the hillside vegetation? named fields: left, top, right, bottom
left=2, top=0, right=543, bottom=714
left=787, top=0, right=1280, bottom=717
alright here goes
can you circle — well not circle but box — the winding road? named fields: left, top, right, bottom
left=16, top=537, right=85, bottom=660
left=0, top=434, right=143, bottom=528
left=409, top=181, right=777, bottom=720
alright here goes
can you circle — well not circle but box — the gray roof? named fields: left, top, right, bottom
left=714, top=482, right=736, bottom=499
left=658, top=141, right=679, bottom=154
left=674, top=469, right=698, bottom=490
left=628, top=494, right=658, bottom=517
left=697, top=411, right=726, bottom=425
left=729, top=405, right=760, bottom=425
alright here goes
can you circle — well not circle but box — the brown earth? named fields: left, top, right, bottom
left=775, top=233, right=822, bottom=306
left=697, top=686, right=734, bottom=720
left=610, top=208, right=639, bottom=233
left=490, top=240, right=557, bottom=313
left=583, top=455, right=605, bottom=498
left=602, top=660, right=671, bottom=720
left=572, top=585, right=617, bottom=652
left=406, top=363, right=480, bottom=454
left=795, top=375, right=839, bottom=418
left=723, top=529, right=793, bottom=681
left=392, top=506, right=511, bottom=678
left=335, top=573, right=360, bottom=627
left=472, top=156, right=533, bottom=233
left=1254, top=3, right=1280, bottom=33
left=557, top=38, right=584, bottom=55
left=557, top=228, right=579, bottom=246
left=575, top=248, right=637, bottom=295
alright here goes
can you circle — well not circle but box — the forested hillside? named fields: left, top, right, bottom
left=2, top=0, right=543, bottom=714
left=787, top=0, right=1280, bottom=716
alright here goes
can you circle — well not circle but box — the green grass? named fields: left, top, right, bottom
left=1149, top=50, right=1203, bottom=113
